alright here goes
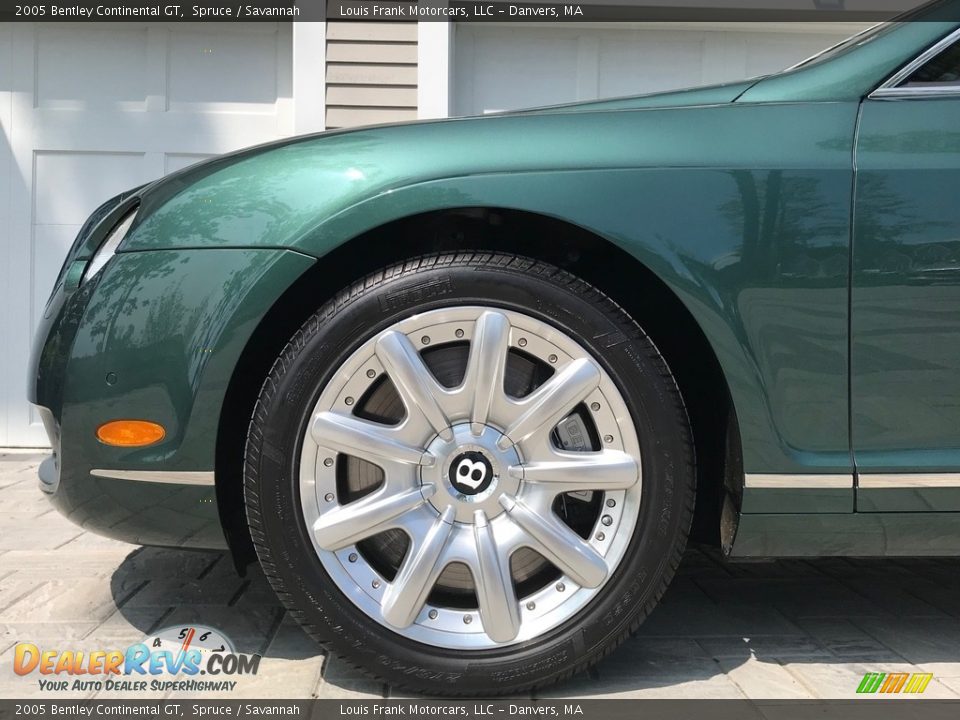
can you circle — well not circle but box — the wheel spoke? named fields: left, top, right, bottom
left=473, top=510, right=521, bottom=643
left=498, top=358, right=601, bottom=450
left=381, top=507, right=455, bottom=629
left=499, top=494, right=608, bottom=588
left=303, top=306, right=645, bottom=650
left=312, top=485, right=434, bottom=550
left=312, top=411, right=434, bottom=468
left=509, top=450, right=638, bottom=492
left=463, top=311, right=511, bottom=436
left=376, top=331, right=453, bottom=441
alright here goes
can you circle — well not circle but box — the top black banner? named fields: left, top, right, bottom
left=1, top=0, right=958, bottom=23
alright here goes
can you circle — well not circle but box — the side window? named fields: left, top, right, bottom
left=902, top=39, right=960, bottom=87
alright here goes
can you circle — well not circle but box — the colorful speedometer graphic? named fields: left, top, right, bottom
left=147, top=625, right=235, bottom=657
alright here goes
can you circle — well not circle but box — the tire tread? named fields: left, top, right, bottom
left=244, top=252, right=695, bottom=695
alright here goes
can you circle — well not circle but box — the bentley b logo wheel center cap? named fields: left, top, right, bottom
left=449, top=451, right=495, bottom=495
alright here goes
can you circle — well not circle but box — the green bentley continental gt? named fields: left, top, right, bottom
left=27, top=2, right=960, bottom=694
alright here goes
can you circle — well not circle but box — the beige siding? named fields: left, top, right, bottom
left=327, top=22, right=416, bottom=42
left=326, top=106, right=419, bottom=127
left=326, top=85, right=418, bottom=107
left=326, top=63, right=418, bottom=86
left=326, top=21, right=417, bottom=129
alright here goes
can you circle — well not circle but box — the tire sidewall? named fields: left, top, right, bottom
left=246, top=255, right=693, bottom=693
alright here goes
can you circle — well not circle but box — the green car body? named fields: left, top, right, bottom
left=28, top=6, right=960, bottom=561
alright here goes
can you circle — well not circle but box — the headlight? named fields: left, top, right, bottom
left=81, top=208, right=138, bottom=284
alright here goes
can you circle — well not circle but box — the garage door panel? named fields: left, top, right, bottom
left=168, top=29, right=282, bottom=111
left=34, top=151, right=148, bottom=226
left=1, top=25, right=15, bottom=445
left=597, top=34, right=706, bottom=97
left=36, top=27, right=149, bottom=110
left=454, top=23, right=866, bottom=116
left=31, top=110, right=289, bottom=154
left=1, top=22, right=293, bottom=446
left=456, top=27, right=580, bottom=114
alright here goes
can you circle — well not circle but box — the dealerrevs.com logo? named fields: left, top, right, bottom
left=13, top=625, right=260, bottom=693
left=857, top=672, right=933, bottom=695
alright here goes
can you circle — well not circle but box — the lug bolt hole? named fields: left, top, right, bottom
left=455, top=329, right=464, bottom=339
left=526, top=601, right=536, bottom=611
left=323, top=457, right=334, bottom=467
left=366, top=369, right=376, bottom=378
left=372, top=579, right=381, bottom=589
left=428, top=609, right=438, bottom=620
left=601, top=515, right=613, bottom=526
left=518, top=337, right=528, bottom=347
left=324, top=493, right=334, bottom=502
left=590, top=402, right=600, bottom=411
left=348, top=553, right=358, bottom=563
left=463, top=615, right=472, bottom=624
left=596, top=532, right=605, bottom=541
left=603, top=434, right=614, bottom=443
left=548, top=354, right=558, bottom=364
left=421, top=335, right=431, bottom=345
left=556, top=582, right=565, bottom=592
left=606, top=498, right=616, bottom=508
left=345, top=397, right=354, bottom=406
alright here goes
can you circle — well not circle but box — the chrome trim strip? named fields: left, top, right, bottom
left=870, top=27, right=960, bottom=99
left=744, top=474, right=852, bottom=489
left=859, top=474, right=960, bottom=489
left=871, top=85, right=960, bottom=100
left=90, top=469, right=215, bottom=486
left=745, top=473, right=960, bottom=490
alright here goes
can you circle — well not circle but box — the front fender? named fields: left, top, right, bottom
left=306, top=166, right=852, bottom=477
left=45, top=247, right=314, bottom=547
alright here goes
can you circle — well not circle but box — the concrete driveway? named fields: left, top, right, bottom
left=2, top=450, right=960, bottom=700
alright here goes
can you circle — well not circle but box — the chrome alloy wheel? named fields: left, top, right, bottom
left=299, top=306, right=642, bottom=649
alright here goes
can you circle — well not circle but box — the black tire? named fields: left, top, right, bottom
left=244, top=253, right=695, bottom=695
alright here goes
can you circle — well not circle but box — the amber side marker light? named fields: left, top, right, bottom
left=96, top=420, right=166, bottom=447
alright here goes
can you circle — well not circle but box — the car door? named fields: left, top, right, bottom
left=853, top=28, right=960, bottom=511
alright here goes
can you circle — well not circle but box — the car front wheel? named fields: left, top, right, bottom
left=244, top=253, right=694, bottom=694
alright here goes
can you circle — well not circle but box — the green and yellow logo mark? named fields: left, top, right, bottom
left=857, top=672, right=933, bottom=694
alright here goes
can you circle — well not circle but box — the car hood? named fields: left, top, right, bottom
left=132, top=78, right=757, bottom=213
left=119, top=78, right=789, bottom=255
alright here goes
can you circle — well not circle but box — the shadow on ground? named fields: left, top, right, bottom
left=108, top=545, right=960, bottom=698
left=108, top=547, right=308, bottom=659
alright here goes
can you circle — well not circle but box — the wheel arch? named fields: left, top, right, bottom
left=216, top=207, right=744, bottom=571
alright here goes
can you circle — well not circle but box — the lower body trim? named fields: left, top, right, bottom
left=89, top=469, right=215, bottom=485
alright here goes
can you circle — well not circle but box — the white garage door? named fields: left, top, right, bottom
left=0, top=22, right=293, bottom=447
left=453, top=23, right=869, bottom=115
